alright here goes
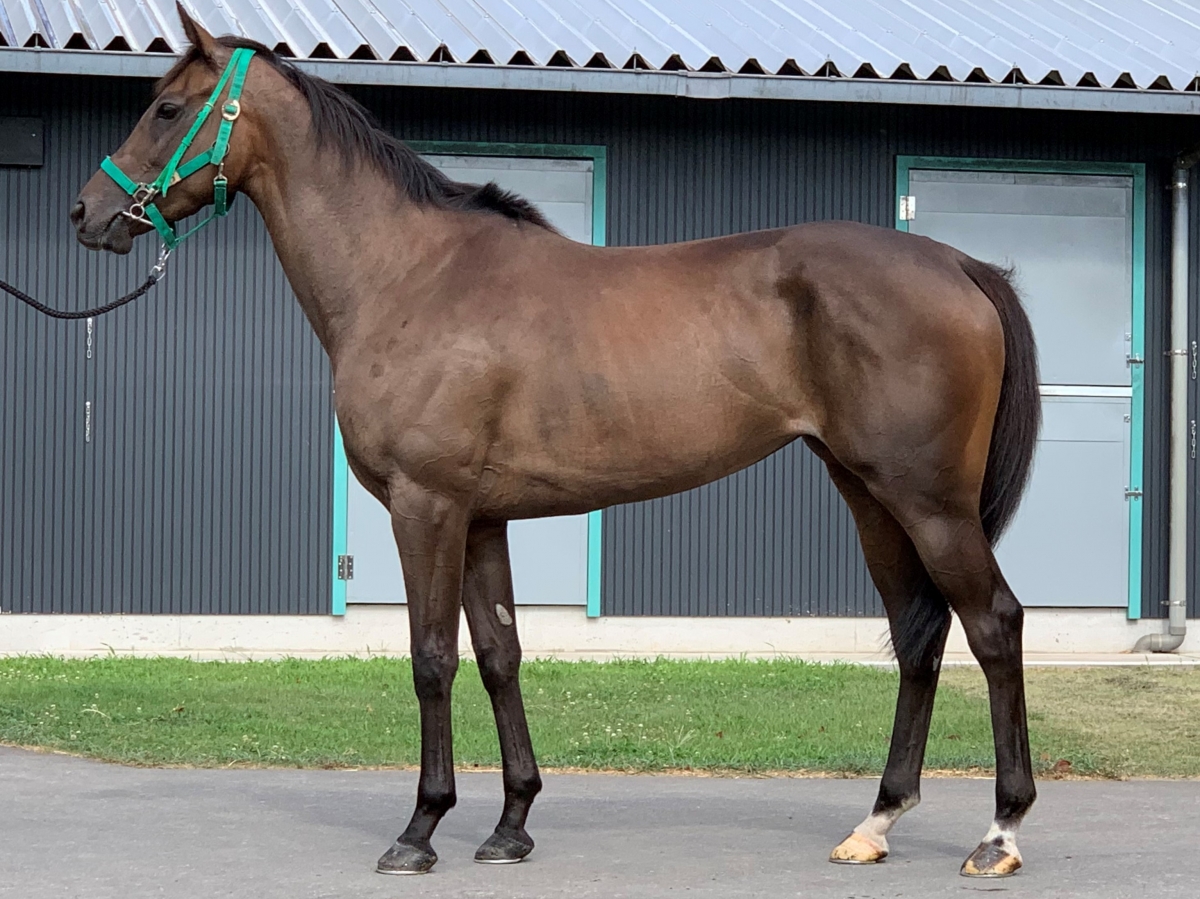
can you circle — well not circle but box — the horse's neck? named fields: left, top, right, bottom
left=243, top=145, right=434, bottom=362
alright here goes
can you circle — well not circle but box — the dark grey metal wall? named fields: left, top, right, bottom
left=1, top=75, right=332, bottom=614
left=2, top=71, right=1194, bottom=616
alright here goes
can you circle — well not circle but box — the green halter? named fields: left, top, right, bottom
left=101, top=48, right=254, bottom=250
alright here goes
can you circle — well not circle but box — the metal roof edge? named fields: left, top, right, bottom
left=4, top=47, right=1200, bottom=116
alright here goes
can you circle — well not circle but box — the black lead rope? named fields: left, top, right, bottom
left=0, top=246, right=171, bottom=320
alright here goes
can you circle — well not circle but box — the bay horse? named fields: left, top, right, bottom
left=72, top=6, right=1041, bottom=880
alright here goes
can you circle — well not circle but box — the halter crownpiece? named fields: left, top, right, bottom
left=101, top=47, right=255, bottom=250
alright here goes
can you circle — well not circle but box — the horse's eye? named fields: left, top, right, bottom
left=156, top=102, right=182, bottom=121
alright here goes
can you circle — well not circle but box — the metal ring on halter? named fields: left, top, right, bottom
left=120, top=205, right=156, bottom=227
left=222, top=99, right=241, bottom=121
left=121, top=184, right=159, bottom=227
left=122, top=205, right=154, bottom=225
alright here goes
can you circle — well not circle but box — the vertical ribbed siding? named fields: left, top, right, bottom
left=1, top=74, right=331, bottom=614
left=601, top=445, right=873, bottom=616
left=2, top=73, right=1190, bottom=617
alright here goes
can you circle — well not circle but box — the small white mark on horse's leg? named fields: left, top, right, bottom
left=981, top=821, right=1021, bottom=854
left=857, top=793, right=918, bottom=845
left=495, top=604, right=513, bottom=626
left=830, top=794, right=918, bottom=863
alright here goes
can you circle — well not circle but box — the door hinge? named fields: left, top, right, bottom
left=1125, top=487, right=1143, bottom=500
left=898, top=195, right=916, bottom=221
left=337, top=554, right=354, bottom=580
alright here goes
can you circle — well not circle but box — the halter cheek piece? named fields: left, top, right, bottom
left=100, top=47, right=254, bottom=252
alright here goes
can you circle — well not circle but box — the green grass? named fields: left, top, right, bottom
left=943, top=666, right=1200, bottom=779
left=0, top=656, right=1192, bottom=777
left=0, top=657, right=977, bottom=771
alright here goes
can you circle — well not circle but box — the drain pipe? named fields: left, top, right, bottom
left=1134, top=153, right=1197, bottom=653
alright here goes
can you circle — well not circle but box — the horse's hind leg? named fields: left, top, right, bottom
left=814, top=447, right=952, bottom=865
left=460, top=520, right=542, bottom=864
left=873, top=482, right=1035, bottom=877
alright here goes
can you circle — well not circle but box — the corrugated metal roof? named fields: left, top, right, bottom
left=2, top=1, right=1199, bottom=92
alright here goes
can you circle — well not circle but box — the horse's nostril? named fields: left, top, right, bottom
left=70, top=200, right=86, bottom=228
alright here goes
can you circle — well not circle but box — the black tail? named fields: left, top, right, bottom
left=891, top=257, right=1041, bottom=668
left=960, top=257, right=1042, bottom=544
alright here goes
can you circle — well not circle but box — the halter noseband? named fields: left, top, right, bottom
left=100, top=47, right=254, bottom=251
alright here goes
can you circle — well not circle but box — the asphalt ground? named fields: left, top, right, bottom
left=2, top=746, right=1196, bottom=898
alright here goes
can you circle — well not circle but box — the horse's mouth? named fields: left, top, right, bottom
left=76, top=213, right=135, bottom=255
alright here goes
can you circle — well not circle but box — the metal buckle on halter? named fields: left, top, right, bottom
left=221, top=99, right=241, bottom=122
left=121, top=184, right=159, bottom=227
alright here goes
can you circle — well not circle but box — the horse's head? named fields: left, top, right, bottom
left=72, top=4, right=263, bottom=254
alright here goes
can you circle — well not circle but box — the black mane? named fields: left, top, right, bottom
left=159, top=36, right=556, bottom=231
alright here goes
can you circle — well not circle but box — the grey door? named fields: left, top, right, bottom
left=345, top=155, right=595, bottom=605
left=907, top=170, right=1136, bottom=607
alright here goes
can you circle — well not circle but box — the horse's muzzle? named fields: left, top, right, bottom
left=72, top=198, right=136, bottom=255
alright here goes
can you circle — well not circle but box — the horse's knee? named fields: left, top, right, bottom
left=475, top=643, right=520, bottom=694
left=412, top=647, right=459, bottom=700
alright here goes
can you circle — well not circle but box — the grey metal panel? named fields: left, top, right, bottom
left=910, top=170, right=1134, bottom=387
left=993, top=397, right=1132, bottom=608
left=0, top=116, right=41, bottom=165
left=0, top=74, right=331, bottom=614
left=3, top=1, right=1200, bottom=89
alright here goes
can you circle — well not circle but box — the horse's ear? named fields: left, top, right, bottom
left=176, top=2, right=219, bottom=61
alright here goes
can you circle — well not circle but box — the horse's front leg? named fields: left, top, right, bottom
left=376, top=482, right=470, bottom=875
left=461, top=520, right=542, bottom=864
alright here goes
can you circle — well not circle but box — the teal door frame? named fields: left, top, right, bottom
left=895, top=156, right=1147, bottom=619
left=332, top=141, right=608, bottom=616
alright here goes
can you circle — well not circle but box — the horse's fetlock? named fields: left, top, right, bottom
left=999, top=784, right=1037, bottom=823
left=505, top=769, right=542, bottom=802
left=418, top=785, right=457, bottom=815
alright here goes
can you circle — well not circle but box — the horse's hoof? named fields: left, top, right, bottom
left=829, top=832, right=888, bottom=864
left=960, top=839, right=1022, bottom=878
left=376, top=839, right=437, bottom=875
left=474, top=830, right=534, bottom=864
